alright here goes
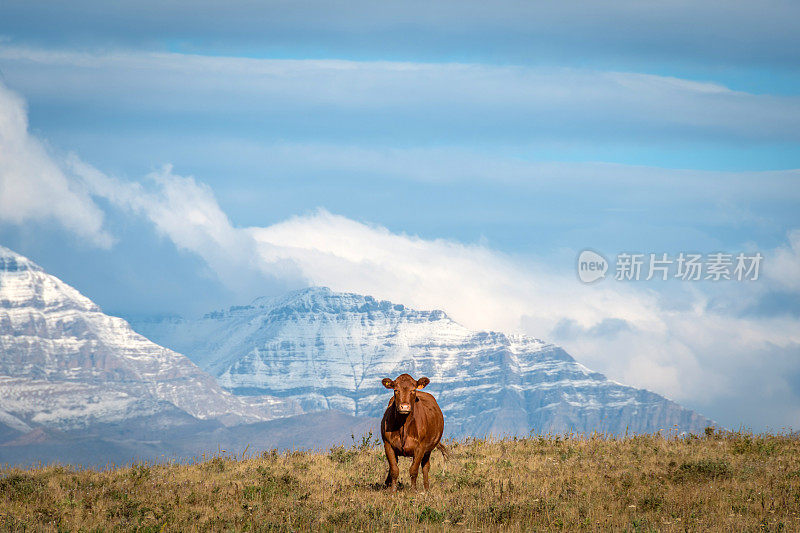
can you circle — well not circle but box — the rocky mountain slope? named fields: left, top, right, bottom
left=134, top=287, right=714, bottom=437
left=0, top=245, right=300, bottom=435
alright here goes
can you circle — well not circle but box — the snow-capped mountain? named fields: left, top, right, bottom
left=134, top=287, right=714, bottom=436
left=0, top=246, right=299, bottom=433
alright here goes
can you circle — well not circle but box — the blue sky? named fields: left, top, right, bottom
left=0, top=1, right=798, bottom=430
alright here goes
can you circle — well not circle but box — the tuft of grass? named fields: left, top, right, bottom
left=674, top=458, right=732, bottom=481
left=0, top=430, right=798, bottom=531
left=0, top=473, right=43, bottom=498
left=201, top=456, right=226, bottom=473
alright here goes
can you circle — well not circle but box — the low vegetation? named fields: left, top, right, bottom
left=1, top=429, right=798, bottom=531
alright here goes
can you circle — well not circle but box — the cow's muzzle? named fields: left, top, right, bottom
left=398, top=404, right=411, bottom=413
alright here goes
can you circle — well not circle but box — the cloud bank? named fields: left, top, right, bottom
left=1, top=47, right=798, bottom=144
left=71, top=158, right=800, bottom=429
left=1, top=0, right=798, bottom=68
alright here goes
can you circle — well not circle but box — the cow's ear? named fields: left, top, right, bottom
left=416, top=376, right=430, bottom=389
left=382, top=378, right=395, bottom=389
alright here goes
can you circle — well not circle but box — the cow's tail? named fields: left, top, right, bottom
left=436, top=442, right=451, bottom=461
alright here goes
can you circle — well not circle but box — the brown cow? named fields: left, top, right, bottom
left=381, top=373, right=449, bottom=491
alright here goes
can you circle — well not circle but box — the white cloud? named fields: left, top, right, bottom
left=0, top=46, right=798, bottom=142
left=0, top=82, right=111, bottom=247
left=69, top=157, right=303, bottom=299
left=248, top=209, right=660, bottom=333
left=202, top=141, right=800, bottom=207
left=766, top=229, right=800, bottom=293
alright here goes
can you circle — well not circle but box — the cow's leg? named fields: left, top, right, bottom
left=421, top=451, right=432, bottom=491
left=409, top=449, right=425, bottom=491
left=383, top=441, right=400, bottom=491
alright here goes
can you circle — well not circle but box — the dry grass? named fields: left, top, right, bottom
left=1, top=429, right=798, bottom=531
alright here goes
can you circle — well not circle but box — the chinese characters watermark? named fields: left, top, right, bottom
left=577, top=250, right=763, bottom=283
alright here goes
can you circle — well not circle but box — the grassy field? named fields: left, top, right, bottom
left=0, top=429, right=798, bottom=531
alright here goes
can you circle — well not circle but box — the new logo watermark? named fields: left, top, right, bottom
left=577, top=250, right=608, bottom=283
left=577, top=250, right=763, bottom=283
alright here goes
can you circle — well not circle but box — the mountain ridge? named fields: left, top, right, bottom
left=133, top=286, right=715, bottom=437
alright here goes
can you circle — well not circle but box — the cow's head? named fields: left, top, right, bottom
left=382, top=373, right=430, bottom=415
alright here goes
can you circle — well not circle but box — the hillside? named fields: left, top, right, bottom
left=0, top=430, right=797, bottom=531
